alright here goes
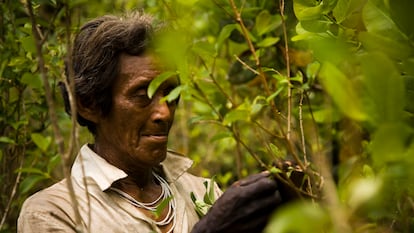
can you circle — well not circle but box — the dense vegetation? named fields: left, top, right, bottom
left=1, top=0, right=413, bottom=232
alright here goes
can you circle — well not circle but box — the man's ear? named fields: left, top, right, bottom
left=76, top=100, right=101, bottom=124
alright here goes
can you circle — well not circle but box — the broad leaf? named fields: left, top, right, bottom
left=318, top=62, right=367, bottom=121
left=147, top=71, right=177, bottom=99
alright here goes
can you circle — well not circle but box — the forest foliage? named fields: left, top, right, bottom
left=1, top=0, right=414, bottom=232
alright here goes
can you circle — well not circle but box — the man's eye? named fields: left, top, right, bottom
left=132, top=90, right=151, bottom=103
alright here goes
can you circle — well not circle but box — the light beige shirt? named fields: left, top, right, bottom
left=18, top=144, right=221, bottom=233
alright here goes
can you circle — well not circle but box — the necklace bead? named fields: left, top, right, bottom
left=110, top=171, right=176, bottom=232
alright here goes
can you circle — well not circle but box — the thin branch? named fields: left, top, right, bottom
left=279, top=0, right=292, bottom=141
left=233, top=54, right=260, bottom=76
left=299, top=90, right=307, bottom=164
left=0, top=149, right=24, bottom=229
left=25, top=1, right=84, bottom=232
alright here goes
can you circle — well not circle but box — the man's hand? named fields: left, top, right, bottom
left=191, top=172, right=282, bottom=233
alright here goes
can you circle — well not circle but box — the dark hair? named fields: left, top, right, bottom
left=60, top=12, right=157, bottom=135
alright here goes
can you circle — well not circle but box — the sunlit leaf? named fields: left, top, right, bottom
left=293, top=0, right=325, bottom=21
left=216, top=24, right=238, bottom=51
left=318, top=62, right=367, bottom=121
left=0, top=136, right=16, bottom=144
left=255, top=11, right=282, bottom=36
left=20, top=36, right=36, bottom=54
left=31, top=133, right=52, bottom=152
left=257, top=37, right=280, bottom=48
left=222, top=109, right=250, bottom=126
left=21, top=72, right=43, bottom=89
left=147, top=71, right=177, bottom=99
left=333, top=0, right=350, bottom=23
left=264, top=202, right=331, bottom=233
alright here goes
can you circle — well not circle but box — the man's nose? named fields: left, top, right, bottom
left=151, top=95, right=173, bottom=122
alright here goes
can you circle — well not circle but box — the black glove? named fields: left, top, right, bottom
left=191, top=172, right=282, bottom=233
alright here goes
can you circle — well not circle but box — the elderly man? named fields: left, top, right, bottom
left=18, top=12, right=283, bottom=233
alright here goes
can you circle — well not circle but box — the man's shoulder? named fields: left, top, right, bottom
left=21, top=179, right=72, bottom=211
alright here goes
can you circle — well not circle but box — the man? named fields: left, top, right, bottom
left=18, top=12, right=282, bottom=233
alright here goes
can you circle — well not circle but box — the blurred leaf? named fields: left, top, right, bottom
left=360, top=52, right=405, bottom=124
left=21, top=72, right=43, bottom=89
left=404, top=76, right=414, bottom=113
left=370, top=123, right=412, bottom=167
left=30, top=133, right=52, bottom=152
left=347, top=178, right=382, bottom=211
left=359, top=32, right=413, bottom=60
left=301, top=19, right=332, bottom=33
left=362, top=0, right=407, bottom=40
left=222, top=109, right=250, bottom=126
left=293, top=0, right=325, bottom=21
left=257, top=37, right=280, bottom=48
left=0, top=136, right=16, bottom=144
left=216, top=24, right=238, bottom=51
left=148, top=71, right=177, bottom=99
left=318, top=62, right=367, bottom=121
left=20, top=36, right=36, bottom=54
left=333, top=0, right=351, bottom=23
left=192, top=41, right=216, bottom=59
left=210, top=131, right=233, bottom=142
left=19, top=175, right=47, bottom=194
left=255, top=10, right=282, bottom=36
left=47, top=154, right=61, bottom=173
left=264, top=202, right=331, bottom=233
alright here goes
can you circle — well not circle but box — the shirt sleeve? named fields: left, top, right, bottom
left=18, top=209, right=79, bottom=233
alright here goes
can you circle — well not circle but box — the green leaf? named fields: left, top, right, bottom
left=216, top=24, right=238, bottom=50
left=370, top=123, right=412, bottom=168
left=162, top=85, right=184, bottom=103
left=19, top=175, right=47, bottom=194
left=0, top=136, right=16, bottom=144
left=15, top=167, right=47, bottom=176
left=152, top=196, right=173, bottom=218
left=362, top=0, right=409, bottom=41
left=360, top=52, right=405, bottom=124
left=301, top=19, right=332, bottom=33
left=147, top=71, right=177, bottom=99
left=404, top=76, right=414, bottom=113
left=47, top=154, right=61, bottom=173
left=257, top=37, right=280, bottom=48
left=318, top=62, right=367, bottom=121
left=293, top=0, right=325, bottom=21
left=264, top=202, right=331, bottom=233
left=21, top=72, right=43, bottom=89
left=31, top=133, right=52, bottom=152
left=333, top=0, right=351, bottom=23
left=20, top=36, right=37, bottom=53
left=210, top=131, right=233, bottom=142
left=192, top=41, right=216, bottom=59
left=255, top=11, right=282, bottom=36
left=358, top=32, right=413, bottom=60
left=222, top=109, right=250, bottom=126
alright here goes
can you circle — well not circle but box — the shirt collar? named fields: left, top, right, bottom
left=71, top=144, right=193, bottom=191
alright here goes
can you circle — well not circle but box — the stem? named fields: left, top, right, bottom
left=279, top=0, right=292, bottom=141
left=299, top=90, right=307, bottom=164
left=26, top=1, right=84, bottom=232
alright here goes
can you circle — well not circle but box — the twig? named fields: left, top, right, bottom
left=0, top=148, right=24, bottom=229
left=25, top=1, right=84, bottom=232
left=233, top=54, right=260, bottom=76
left=279, top=0, right=292, bottom=142
left=299, top=90, right=307, bottom=164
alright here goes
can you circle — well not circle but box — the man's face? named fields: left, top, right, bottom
left=94, top=54, right=178, bottom=172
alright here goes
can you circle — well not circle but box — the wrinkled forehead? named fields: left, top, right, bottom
left=118, top=53, right=163, bottom=77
